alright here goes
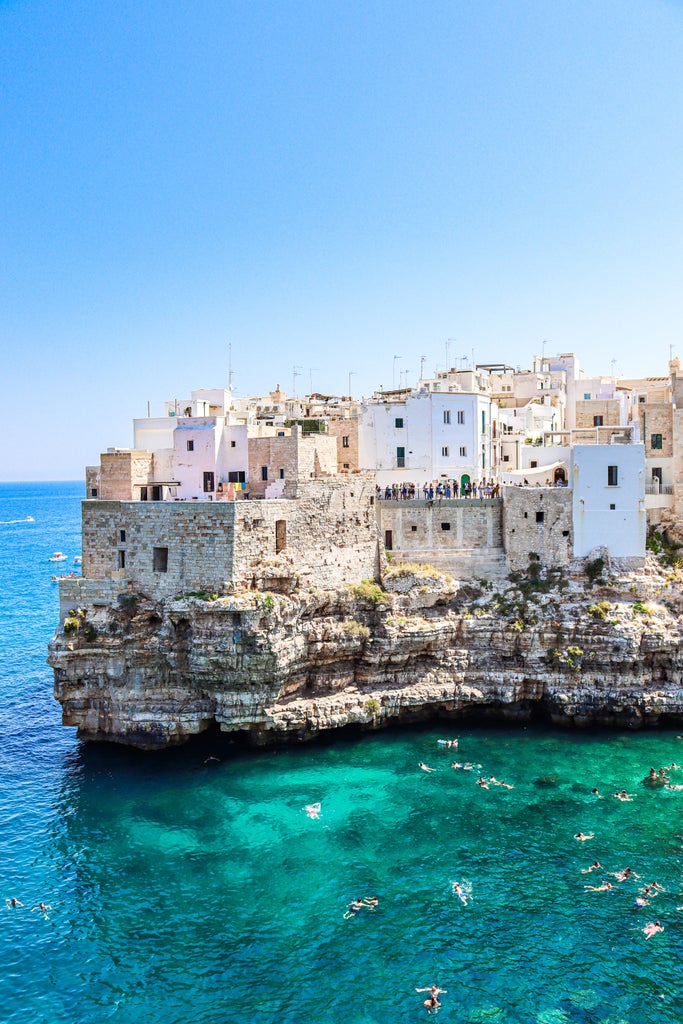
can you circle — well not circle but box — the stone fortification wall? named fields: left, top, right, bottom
left=80, top=478, right=380, bottom=600
left=378, top=499, right=506, bottom=579
left=503, top=486, right=572, bottom=571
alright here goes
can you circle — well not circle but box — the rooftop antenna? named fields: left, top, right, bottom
left=393, top=355, right=402, bottom=389
left=292, top=365, right=302, bottom=398
left=670, top=343, right=676, bottom=362
left=309, top=367, right=319, bottom=394
left=228, top=341, right=234, bottom=391
left=610, top=358, right=617, bottom=378
left=403, top=369, right=411, bottom=389
left=419, top=355, right=426, bottom=381
left=348, top=370, right=356, bottom=398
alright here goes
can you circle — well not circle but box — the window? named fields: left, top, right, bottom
left=395, top=418, right=404, bottom=429
left=503, top=455, right=510, bottom=463
left=562, top=530, right=569, bottom=537
left=277, top=431, right=285, bottom=437
left=231, top=440, right=236, bottom=448
left=151, top=486, right=162, bottom=501
left=118, top=550, right=126, bottom=570
left=441, top=522, right=451, bottom=531
left=536, top=511, right=544, bottom=524
left=651, top=433, right=663, bottom=450
left=119, top=530, right=126, bottom=543
left=443, top=410, right=451, bottom=425
left=203, top=472, right=215, bottom=492
left=153, top=547, right=168, bottom=573
left=279, top=468, right=285, bottom=479
left=610, top=503, right=616, bottom=510
left=90, top=488, right=98, bottom=498
left=584, top=393, right=591, bottom=400
left=140, top=487, right=148, bottom=501
left=342, top=463, right=350, bottom=469
left=481, top=411, right=486, bottom=434
left=411, top=525, right=417, bottom=532
left=228, top=471, right=246, bottom=483
left=457, top=410, right=465, bottom=425
left=342, top=436, right=350, bottom=447
left=593, top=415, right=603, bottom=427
left=607, top=465, right=618, bottom=486
left=530, top=461, right=538, bottom=469
left=652, top=467, right=663, bottom=484
left=459, top=446, right=467, bottom=457
left=186, top=440, right=194, bottom=451
left=275, top=520, right=286, bottom=553
left=396, top=446, right=405, bottom=468
left=442, top=446, right=449, bottom=457
left=261, top=466, right=268, bottom=481
left=639, top=395, right=646, bottom=404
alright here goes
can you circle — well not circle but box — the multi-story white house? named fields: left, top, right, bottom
left=358, top=387, right=499, bottom=490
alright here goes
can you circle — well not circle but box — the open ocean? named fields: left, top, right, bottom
left=1, top=481, right=683, bottom=1023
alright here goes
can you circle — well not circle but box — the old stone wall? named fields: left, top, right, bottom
left=635, top=402, right=674, bottom=459
left=247, top=430, right=338, bottom=497
left=99, top=451, right=154, bottom=500
left=378, top=499, right=507, bottom=578
left=503, top=486, right=572, bottom=571
left=80, top=478, right=381, bottom=600
left=575, top=400, right=621, bottom=429
left=327, top=419, right=360, bottom=472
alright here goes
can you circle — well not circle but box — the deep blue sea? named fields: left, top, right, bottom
left=2, top=481, right=683, bottom=1023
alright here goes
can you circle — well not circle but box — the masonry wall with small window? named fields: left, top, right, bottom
left=502, top=486, right=572, bottom=571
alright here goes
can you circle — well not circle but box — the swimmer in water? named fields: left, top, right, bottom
left=305, top=802, right=321, bottom=819
left=584, top=881, right=613, bottom=892
left=614, top=790, right=633, bottom=802
left=343, top=898, right=366, bottom=919
left=416, top=985, right=447, bottom=1013
left=574, top=832, right=594, bottom=841
left=451, top=881, right=469, bottom=905
left=477, top=777, right=489, bottom=789
left=643, top=921, right=664, bottom=939
left=613, top=867, right=638, bottom=882
left=419, top=763, right=436, bottom=772
left=581, top=861, right=602, bottom=873
left=591, top=787, right=602, bottom=798
left=5, top=898, right=23, bottom=908
left=438, top=739, right=459, bottom=749
left=31, top=902, right=51, bottom=918
left=362, top=896, right=378, bottom=909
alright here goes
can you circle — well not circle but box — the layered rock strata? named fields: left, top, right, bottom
left=48, top=558, right=683, bottom=750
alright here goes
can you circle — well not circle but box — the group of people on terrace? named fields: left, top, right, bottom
left=377, top=479, right=501, bottom=502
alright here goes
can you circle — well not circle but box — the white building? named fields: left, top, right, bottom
left=572, top=442, right=646, bottom=560
left=358, top=388, right=499, bottom=490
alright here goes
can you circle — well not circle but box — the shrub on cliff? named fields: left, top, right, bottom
left=349, top=580, right=391, bottom=606
left=588, top=601, right=611, bottom=621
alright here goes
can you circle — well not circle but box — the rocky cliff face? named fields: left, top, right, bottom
left=48, top=556, right=683, bottom=750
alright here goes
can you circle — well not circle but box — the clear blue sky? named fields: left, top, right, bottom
left=2, top=0, right=682, bottom=480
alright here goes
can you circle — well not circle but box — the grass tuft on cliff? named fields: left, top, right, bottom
left=348, top=580, right=392, bottom=606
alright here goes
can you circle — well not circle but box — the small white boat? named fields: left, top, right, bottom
left=48, top=552, right=67, bottom=562
left=73, top=555, right=82, bottom=565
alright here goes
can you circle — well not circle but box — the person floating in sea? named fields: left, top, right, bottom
left=591, top=787, right=602, bottom=798
left=416, top=985, right=447, bottom=1013
left=477, top=777, right=489, bottom=789
left=489, top=776, right=514, bottom=789
left=581, top=861, right=602, bottom=873
left=31, top=902, right=51, bottom=918
left=305, top=802, right=321, bottom=819
left=419, top=763, right=436, bottom=773
left=362, top=896, right=378, bottom=909
left=643, top=921, right=664, bottom=939
left=612, top=867, right=639, bottom=882
left=5, top=897, right=23, bottom=908
left=437, top=739, right=459, bottom=749
left=614, top=790, right=633, bottom=802
left=584, top=881, right=613, bottom=892
left=574, top=832, right=594, bottom=842
left=343, top=898, right=366, bottom=919
left=451, top=881, right=469, bottom=905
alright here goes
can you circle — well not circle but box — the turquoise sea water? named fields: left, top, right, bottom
left=1, top=482, right=683, bottom=1023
